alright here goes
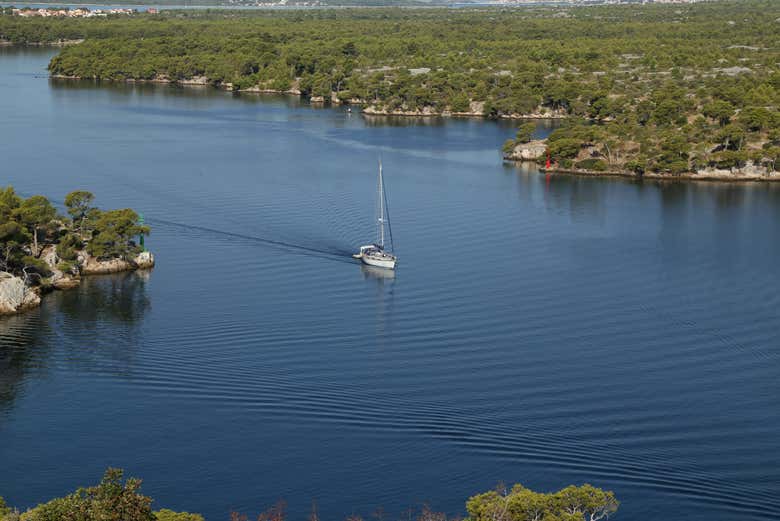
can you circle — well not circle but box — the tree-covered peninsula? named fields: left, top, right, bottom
left=1, top=1, right=778, bottom=178
left=0, top=187, right=153, bottom=315
left=0, top=468, right=617, bottom=521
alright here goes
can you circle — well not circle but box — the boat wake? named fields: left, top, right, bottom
left=148, top=217, right=356, bottom=263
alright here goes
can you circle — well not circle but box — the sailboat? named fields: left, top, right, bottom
left=353, top=160, right=397, bottom=270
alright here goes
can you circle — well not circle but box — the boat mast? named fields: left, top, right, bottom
left=378, top=159, right=385, bottom=248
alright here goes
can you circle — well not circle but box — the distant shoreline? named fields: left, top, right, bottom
left=49, top=73, right=568, bottom=120
left=1, top=38, right=83, bottom=46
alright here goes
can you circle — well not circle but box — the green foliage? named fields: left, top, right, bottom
left=466, top=483, right=618, bottom=521
left=714, top=150, right=749, bottom=169
left=0, top=220, right=31, bottom=269
left=625, top=158, right=648, bottom=174
left=575, top=158, right=608, bottom=171
left=14, top=195, right=57, bottom=252
left=740, top=107, right=771, bottom=132
left=715, top=124, right=746, bottom=151
left=0, top=496, right=11, bottom=517
left=21, top=256, right=53, bottom=281
left=652, top=131, right=690, bottom=174
left=87, top=209, right=149, bottom=261
left=56, top=232, right=83, bottom=261
left=3, top=470, right=203, bottom=521
left=450, top=92, right=470, bottom=113
left=153, top=509, right=205, bottom=521
left=20, top=468, right=155, bottom=521
left=56, top=260, right=76, bottom=274
left=515, top=122, right=537, bottom=144
left=703, top=100, right=734, bottom=126
left=0, top=186, right=22, bottom=221
left=652, top=99, right=686, bottom=127
left=64, top=190, right=96, bottom=227
left=15, top=196, right=56, bottom=230
left=502, top=139, right=517, bottom=155
left=548, top=138, right=583, bottom=161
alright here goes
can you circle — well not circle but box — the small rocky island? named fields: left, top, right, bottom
left=0, top=187, right=153, bottom=315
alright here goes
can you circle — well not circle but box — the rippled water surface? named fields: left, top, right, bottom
left=1, top=47, right=779, bottom=521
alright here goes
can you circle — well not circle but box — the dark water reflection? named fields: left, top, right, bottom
left=1, top=47, right=779, bottom=521
left=0, top=311, right=48, bottom=412
left=53, top=271, right=152, bottom=325
left=0, top=272, right=150, bottom=412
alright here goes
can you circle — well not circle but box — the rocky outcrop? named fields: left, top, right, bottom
left=79, top=251, right=155, bottom=275
left=504, top=140, right=547, bottom=161
left=80, top=255, right=133, bottom=275
left=135, top=251, right=155, bottom=269
left=0, top=249, right=155, bottom=316
left=179, top=76, right=210, bottom=86
left=0, top=272, right=40, bottom=315
left=363, top=105, right=442, bottom=117
left=502, top=107, right=568, bottom=119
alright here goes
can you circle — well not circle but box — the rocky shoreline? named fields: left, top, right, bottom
left=361, top=103, right=566, bottom=120
left=48, top=74, right=570, bottom=120
left=1, top=38, right=83, bottom=46
left=0, top=250, right=154, bottom=316
left=534, top=166, right=780, bottom=183
left=504, top=140, right=780, bottom=182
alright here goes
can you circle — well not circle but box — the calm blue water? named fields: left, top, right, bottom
left=1, top=47, right=779, bottom=521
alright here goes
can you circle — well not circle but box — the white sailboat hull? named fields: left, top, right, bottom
left=361, top=254, right=396, bottom=269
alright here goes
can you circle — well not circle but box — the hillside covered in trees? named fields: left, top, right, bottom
left=1, top=1, right=778, bottom=176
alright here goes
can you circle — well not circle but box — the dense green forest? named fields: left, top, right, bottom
left=0, top=469, right=617, bottom=521
left=0, top=186, right=149, bottom=286
left=1, top=2, right=779, bottom=175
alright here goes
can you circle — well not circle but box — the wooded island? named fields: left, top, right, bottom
left=0, top=187, right=153, bottom=315
left=1, top=1, right=778, bottom=177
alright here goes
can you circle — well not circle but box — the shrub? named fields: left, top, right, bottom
left=0, top=497, right=11, bottom=517
left=625, top=158, right=647, bottom=174
left=548, top=138, right=583, bottom=160
left=502, top=139, right=516, bottom=155
left=714, top=150, right=748, bottom=169
left=575, top=158, right=608, bottom=171
left=56, top=261, right=76, bottom=274
left=56, top=232, right=82, bottom=261
left=449, top=92, right=470, bottom=113
left=514, top=122, right=537, bottom=144
left=87, top=209, right=149, bottom=261
left=467, top=483, right=618, bottom=521
left=154, top=509, right=205, bottom=521
left=20, top=468, right=154, bottom=521
left=21, top=256, right=52, bottom=278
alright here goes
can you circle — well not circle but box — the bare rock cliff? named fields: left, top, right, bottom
left=0, top=272, right=40, bottom=315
